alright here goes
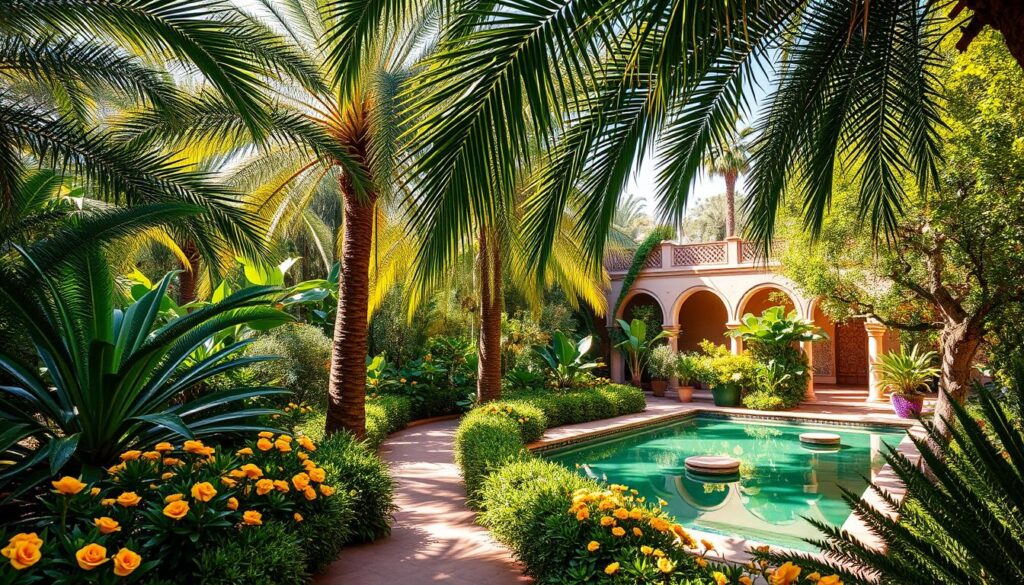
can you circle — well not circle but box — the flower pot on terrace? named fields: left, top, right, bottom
left=650, top=379, right=667, bottom=397
left=891, top=393, right=924, bottom=418
left=711, top=384, right=742, bottom=407
left=677, top=385, right=694, bottom=403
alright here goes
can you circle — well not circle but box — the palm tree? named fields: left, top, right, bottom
left=703, top=125, right=752, bottom=238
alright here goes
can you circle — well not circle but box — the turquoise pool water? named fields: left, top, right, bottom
left=544, top=415, right=906, bottom=552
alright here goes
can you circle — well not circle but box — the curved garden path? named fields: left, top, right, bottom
left=314, top=418, right=530, bottom=585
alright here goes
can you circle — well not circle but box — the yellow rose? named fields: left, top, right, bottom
left=600, top=516, right=615, bottom=527
left=632, top=527, right=642, bottom=537
left=163, top=500, right=190, bottom=520
left=243, top=510, right=262, bottom=526
left=604, top=562, right=619, bottom=575
left=112, top=547, right=141, bottom=577
left=308, top=468, right=326, bottom=483
left=154, top=442, right=174, bottom=452
left=240, top=464, right=263, bottom=479
left=236, top=447, right=253, bottom=457
left=713, top=572, right=728, bottom=585
left=587, top=541, right=600, bottom=552
left=258, top=431, right=274, bottom=439
left=94, top=517, right=120, bottom=534
left=319, top=484, right=335, bottom=497
left=273, top=480, right=290, bottom=492
left=255, top=479, right=274, bottom=496
left=100, top=498, right=115, bottom=506
left=51, top=476, right=86, bottom=495
left=657, top=557, right=675, bottom=574
left=256, top=438, right=273, bottom=451
left=612, top=507, right=629, bottom=520
left=294, top=512, right=304, bottom=522
left=120, top=450, right=142, bottom=461
left=116, top=491, right=141, bottom=507
left=292, top=473, right=310, bottom=490
left=75, top=543, right=108, bottom=570
left=611, top=527, right=625, bottom=537
left=819, top=577, right=842, bottom=585
left=142, top=451, right=160, bottom=461
left=303, top=486, right=317, bottom=501
left=771, top=562, right=802, bottom=585
left=183, top=440, right=207, bottom=454
left=227, top=497, right=239, bottom=510
left=298, top=436, right=316, bottom=452
left=1, top=539, right=41, bottom=571
left=191, top=482, right=217, bottom=502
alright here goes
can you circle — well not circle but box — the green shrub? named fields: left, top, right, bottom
left=318, top=432, right=397, bottom=544
left=296, top=489, right=356, bottom=574
left=366, top=394, right=413, bottom=448
left=468, top=400, right=547, bottom=442
left=454, top=410, right=530, bottom=505
left=742, top=391, right=787, bottom=410
left=506, top=384, right=645, bottom=427
left=194, top=521, right=308, bottom=585
left=245, top=323, right=332, bottom=407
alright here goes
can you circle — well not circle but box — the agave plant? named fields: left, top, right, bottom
left=877, top=345, right=940, bottom=396
left=759, top=361, right=1024, bottom=584
left=615, top=318, right=670, bottom=387
left=534, top=331, right=601, bottom=390
left=0, top=248, right=291, bottom=498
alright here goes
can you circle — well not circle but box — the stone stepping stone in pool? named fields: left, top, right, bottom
left=799, top=432, right=841, bottom=446
left=684, top=455, right=740, bottom=475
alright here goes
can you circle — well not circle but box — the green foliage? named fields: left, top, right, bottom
left=317, top=432, right=397, bottom=544
left=296, top=489, right=356, bottom=574
left=615, top=318, right=670, bottom=383
left=0, top=257, right=290, bottom=499
left=454, top=409, right=530, bottom=505
left=243, top=324, right=332, bottom=408
left=368, top=337, right=476, bottom=420
left=647, top=345, right=678, bottom=379
left=611, top=226, right=674, bottom=319
left=298, top=394, right=412, bottom=450
left=728, top=306, right=825, bottom=347
left=534, top=331, right=602, bottom=389
left=877, top=345, right=939, bottom=396
left=761, top=364, right=1024, bottom=584
left=693, top=342, right=757, bottom=389
left=194, top=521, right=308, bottom=585
left=505, top=385, right=645, bottom=428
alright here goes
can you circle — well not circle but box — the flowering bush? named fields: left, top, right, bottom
left=0, top=433, right=349, bottom=583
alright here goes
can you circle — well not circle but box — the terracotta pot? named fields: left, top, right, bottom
left=677, top=385, right=694, bottom=403
left=891, top=393, right=924, bottom=418
left=650, top=379, right=667, bottom=397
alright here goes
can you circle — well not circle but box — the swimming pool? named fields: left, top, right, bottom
left=543, top=414, right=906, bottom=552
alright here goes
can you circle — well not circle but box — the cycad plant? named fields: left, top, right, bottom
left=0, top=248, right=290, bottom=498
left=760, top=362, right=1024, bottom=584
left=877, top=345, right=940, bottom=396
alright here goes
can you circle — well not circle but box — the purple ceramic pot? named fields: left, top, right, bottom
left=891, top=393, right=924, bottom=418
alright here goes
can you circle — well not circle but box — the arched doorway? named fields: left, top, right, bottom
left=834, top=318, right=869, bottom=386
left=676, top=290, right=729, bottom=353
left=739, top=285, right=796, bottom=318
left=619, top=293, right=664, bottom=383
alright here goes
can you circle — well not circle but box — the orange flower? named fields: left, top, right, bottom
left=142, top=451, right=160, bottom=461
left=119, top=450, right=142, bottom=461
left=220, top=476, right=237, bottom=488
left=163, top=457, right=182, bottom=467
left=89, top=487, right=101, bottom=497
left=116, top=491, right=141, bottom=507
left=94, top=517, right=120, bottom=534
left=255, top=479, right=274, bottom=496
left=258, top=431, right=274, bottom=439
left=303, top=486, right=317, bottom=501
left=297, top=452, right=309, bottom=461
left=308, top=468, right=326, bottom=483
left=575, top=508, right=589, bottom=521
left=294, top=512, right=304, bottom=522
left=183, top=440, right=207, bottom=454
left=163, top=500, right=190, bottom=520
left=112, top=548, right=141, bottom=577
left=256, top=438, right=273, bottom=451
left=242, top=510, right=262, bottom=526
left=292, top=472, right=310, bottom=490
left=2, top=534, right=43, bottom=570
left=236, top=447, right=253, bottom=457
left=75, top=543, right=108, bottom=570
left=302, top=459, right=317, bottom=471
left=164, top=493, right=184, bottom=503
left=227, top=497, right=239, bottom=510
left=100, top=498, right=115, bottom=506
left=600, top=516, right=615, bottom=527
left=298, top=436, right=316, bottom=451
left=632, top=527, right=643, bottom=537
left=649, top=517, right=670, bottom=532
left=240, top=464, right=263, bottom=479
left=611, top=527, right=625, bottom=537
left=161, top=472, right=176, bottom=480
left=612, top=508, right=629, bottom=520
left=51, top=476, right=86, bottom=495
left=629, top=508, right=643, bottom=520
left=273, top=480, right=290, bottom=492
left=818, top=576, right=843, bottom=585
left=657, top=557, right=675, bottom=574
left=771, top=562, right=802, bottom=585
left=275, top=438, right=292, bottom=452
left=587, top=541, right=600, bottom=552
left=191, top=482, right=217, bottom=502
left=320, top=485, right=335, bottom=497
left=713, top=572, right=728, bottom=585
left=604, top=562, right=619, bottom=575
left=154, top=442, right=174, bottom=452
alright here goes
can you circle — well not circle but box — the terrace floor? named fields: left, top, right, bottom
left=317, top=387, right=923, bottom=585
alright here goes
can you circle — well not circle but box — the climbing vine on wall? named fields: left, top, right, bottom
left=611, top=225, right=675, bottom=321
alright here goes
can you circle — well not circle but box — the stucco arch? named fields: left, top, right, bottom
left=669, top=285, right=733, bottom=325
left=614, top=288, right=667, bottom=324
left=736, top=283, right=806, bottom=320
left=674, top=287, right=731, bottom=353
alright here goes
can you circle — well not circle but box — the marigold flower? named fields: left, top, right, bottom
left=587, top=541, right=600, bottom=552
left=292, top=472, right=310, bottom=490
left=649, top=517, right=670, bottom=532
left=632, top=527, right=642, bottom=537
left=227, top=497, right=239, bottom=510
left=611, top=527, right=625, bottom=537
left=304, top=486, right=317, bottom=501
left=640, top=545, right=653, bottom=555
left=191, top=482, right=217, bottom=502
left=598, top=500, right=616, bottom=511
left=75, top=543, right=108, bottom=570
left=154, top=442, right=174, bottom=452
left=275, top=438, right=292, bottom=452
left=273, top=480, right=290, bottom=492
left=771, top=562, right=802, bottom=585
left=629, top=508, right=643, bottom=520
left=116, top=491, right=141, bottom=507
left=183, top=440, right=207, bottom=454
left=818, top=576, right=842, bottom=585
left=308, top=468, right=326, bottom=483
left=112, top=547, right=141, bottom=577
left=600, top=516, right=615, bottom=526
left=575, top=508, right=589, bottom=521
left=163, top=500, right=189, bottom=521
left=657, top=557, right=675, bottom=573
left=294, top=513, right=304, bottom=522
left=604, top=562, right=619, bottom=575
left=297, top=452, right=309, bottom=461
left=236, top=447, right=253, bottom=457
left=259, top=431, right=274, bottom=439
left=256, top=438, right=273, bottom=451
left=51, top=476, right=86, bottom=495
left=142, top=451, right=160, bottom=461
left=120, top=450, right=142, bottom=461
left=320, top=485, right=335, bottom=497
left=612, top=508, right=629, bottom=520
left=101, top=498, right=115, bottom=506
left=298, top=436, right=316, bottom=452
left=713, top=571, right=728, bottom=585
left=256, top=479, right=274, bottom=496
left=163, top=457, right=182, bottom=467
left=94, top=517, right=120, bottom=534
left=89, top=487, right=101, bottom=496
left=302, top=459, right=317, bottom=471
left=243, top=510, right=262, bottom=525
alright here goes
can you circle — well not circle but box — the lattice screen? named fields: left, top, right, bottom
left=672, top=243, right=726, bottom=266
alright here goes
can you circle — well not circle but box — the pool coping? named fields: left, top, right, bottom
left=526, top=405, right=922, bottom=567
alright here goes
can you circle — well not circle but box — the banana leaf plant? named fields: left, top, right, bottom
left=615, top=319, right=669, bottom=387
left=0, top=248, right=291, bottom=499
left=534, top=331, right=602, bottom=389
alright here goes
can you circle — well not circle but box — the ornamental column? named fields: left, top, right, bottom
left=608, top=323, right=625, bottom=383
left=801, top=340, right=816, bottom=401
left=865, top=319, right=888, bottom=402
left=726, top=322, right=743, bottom=355
left=663, top=325, right=681, bottom=391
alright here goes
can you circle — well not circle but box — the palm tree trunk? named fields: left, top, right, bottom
left=325, top=177, right=377, bottom=439
left=476, top=228, right=502, bottom=403
left=177, top=239, right=202, bottom=305
left=724, top=171, right=737, bottom=238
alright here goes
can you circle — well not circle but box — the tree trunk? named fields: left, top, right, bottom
left=724, top=171, right=737, bottom=238
left=325, top=179, right=377, bottom=440
left=476, top=228, right=502, bottom=403
left=930, top=320, right=984, bottom=439
left=957, top=1, right=1024, bottom=69
left=177, top=239, right=202, bottom=305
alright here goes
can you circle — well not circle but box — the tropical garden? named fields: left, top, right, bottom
left=0, top=0, right=1023, bottom=584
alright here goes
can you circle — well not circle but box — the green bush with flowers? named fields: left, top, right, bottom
left=0, top=433, right=354, bottom=584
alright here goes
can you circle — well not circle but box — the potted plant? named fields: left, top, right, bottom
left=676, top=354, right=700, bottom=403
left=696, top=341, right=755, bottom=407
left=615, top=318, right=669, bottom=388
left=877, top=345, right=939, bottom=418
left=647, top=345, right=676, bottom=397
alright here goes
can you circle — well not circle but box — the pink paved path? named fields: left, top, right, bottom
left=313, top=418, right=531, bottom=585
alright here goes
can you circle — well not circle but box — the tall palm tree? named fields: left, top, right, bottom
left=703, top=125, right=752, bottom=238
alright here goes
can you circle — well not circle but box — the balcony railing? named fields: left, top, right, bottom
left=605, top=238, right=778, bottom=274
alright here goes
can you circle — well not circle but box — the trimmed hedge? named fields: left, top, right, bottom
left=298, top=394, right=412, bottom=450
left=318, top=431, right=398, bottom=544
left=505, top=384, right=646, bottom=427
